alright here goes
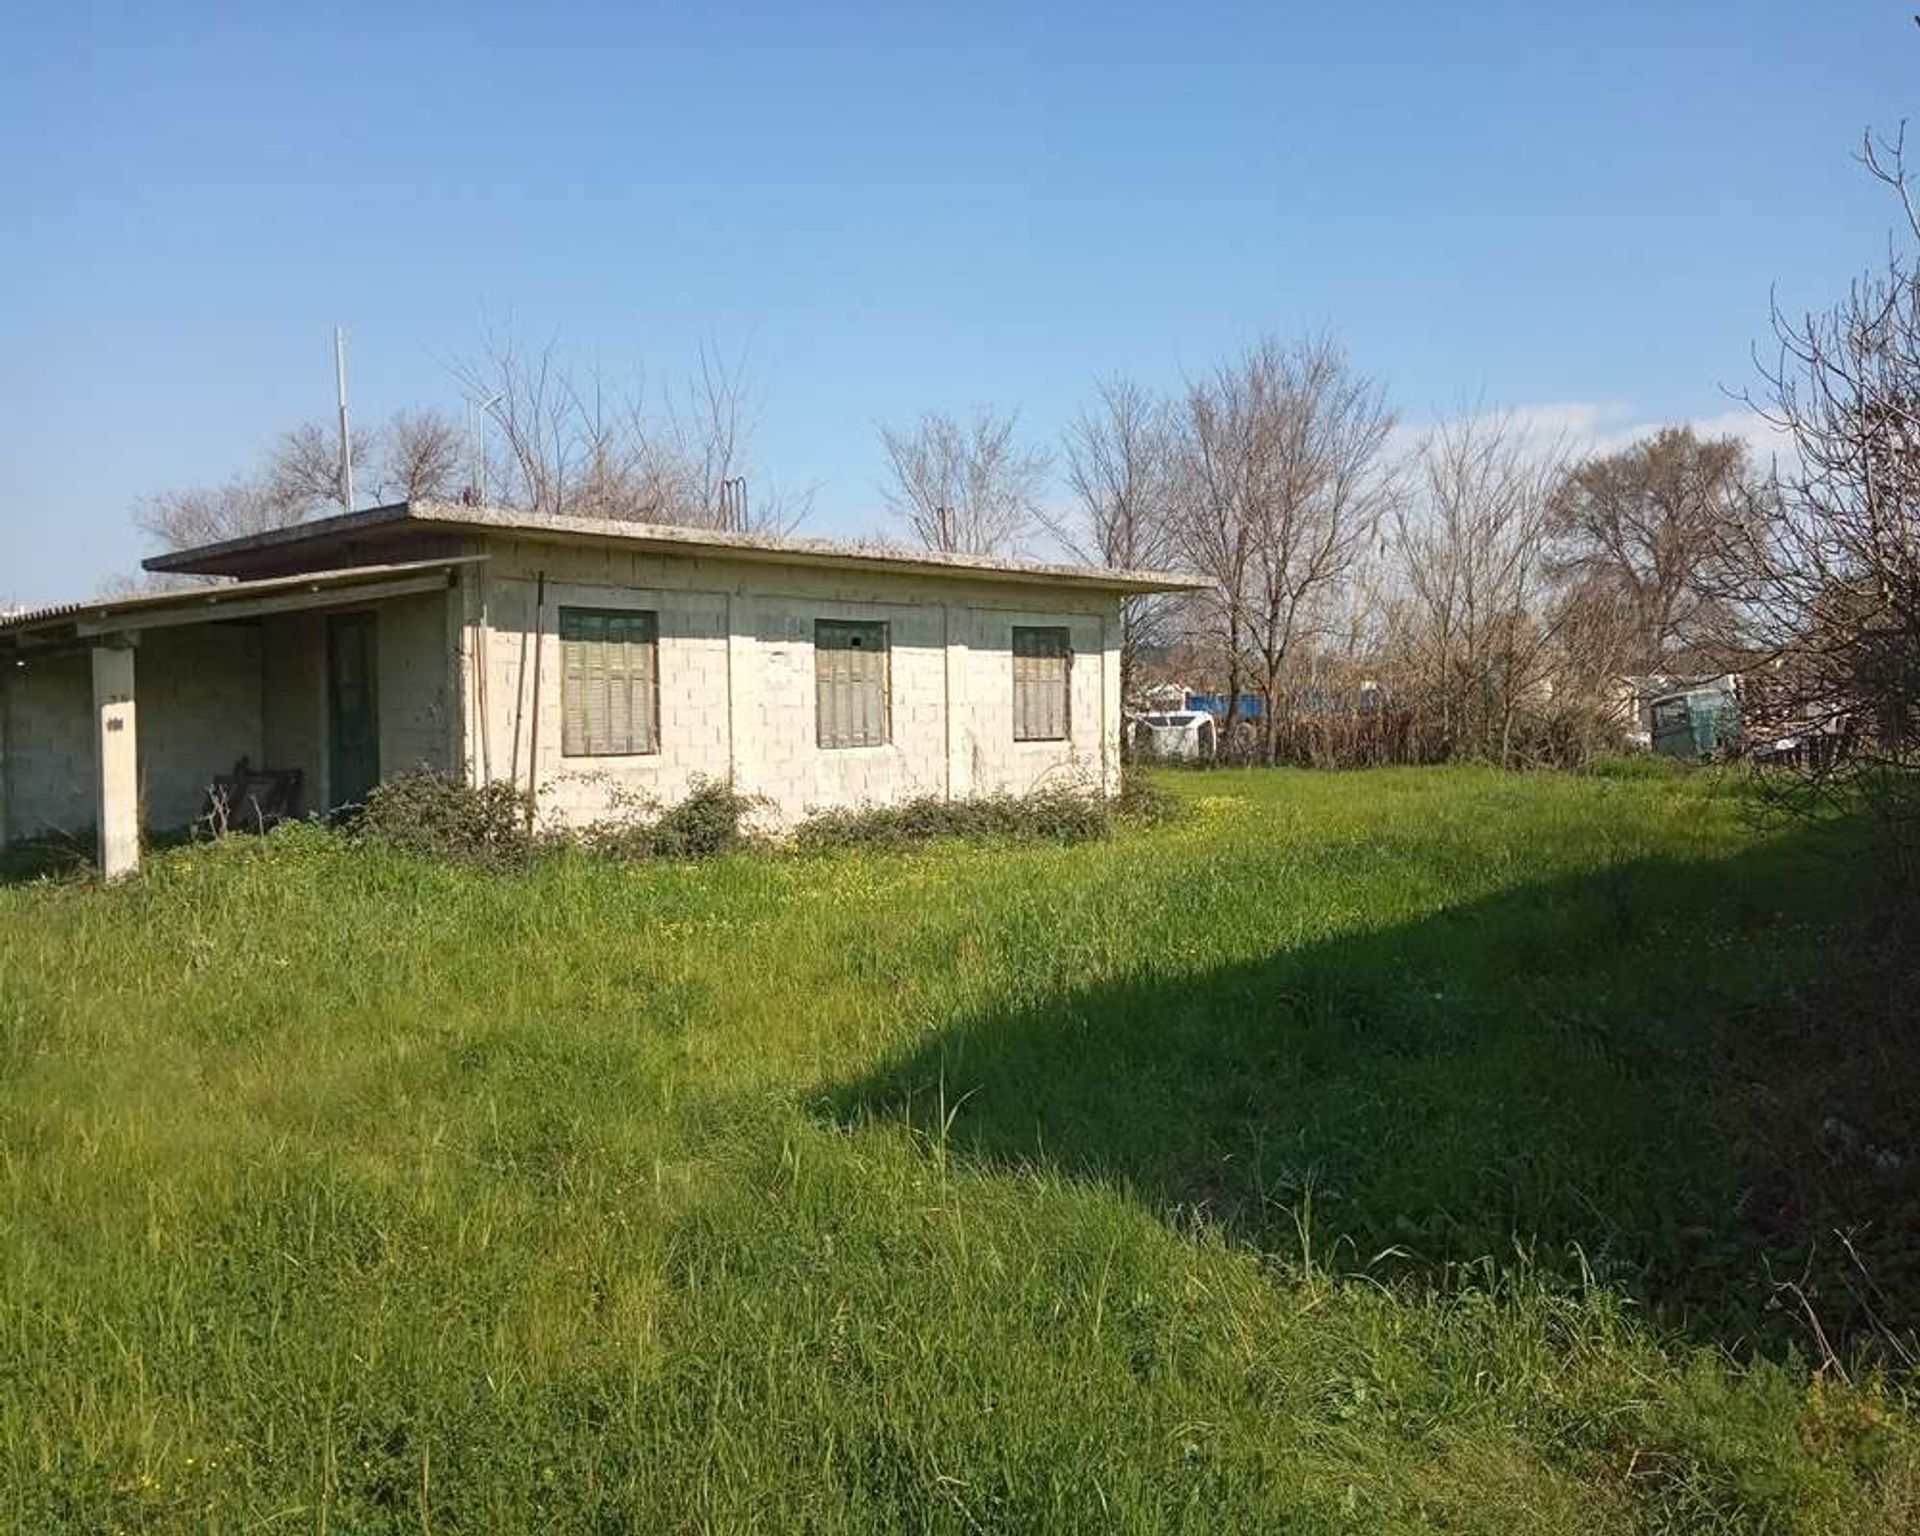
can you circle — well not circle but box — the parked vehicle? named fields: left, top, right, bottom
left=1650, top=686, right=1742, bottom=759
left=1127, top=710, right=1218, bottom=761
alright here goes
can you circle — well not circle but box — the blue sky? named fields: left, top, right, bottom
left=3, top=2, right=1915, bottom=604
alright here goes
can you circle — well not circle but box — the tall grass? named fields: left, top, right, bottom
left=1, top=768, right=1914, bottom=1531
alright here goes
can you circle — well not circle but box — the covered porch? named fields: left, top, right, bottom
left=0, top=559, right=471, bottom=877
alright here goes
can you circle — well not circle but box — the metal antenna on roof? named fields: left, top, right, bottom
left=334, top=327, right=355, bottom=512
left=465, top=390, right=503, bottom=506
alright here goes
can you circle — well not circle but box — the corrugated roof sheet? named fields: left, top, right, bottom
left=0, top=557, right=481, bottom=639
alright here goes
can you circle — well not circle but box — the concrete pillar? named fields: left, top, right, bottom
left=450, top=566, right=477, bottom=785
left=943, top=603, right=971, bottom=801
left=92, top=643, right=139, bottom=879
left=1100, top=602, right=1123, bottom=796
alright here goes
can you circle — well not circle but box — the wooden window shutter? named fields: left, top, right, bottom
left=815, top=620, right=890, bottom=748
left=560, top=607, right=659, bottom=756
left=1012, top=626, right=1071, bottom=741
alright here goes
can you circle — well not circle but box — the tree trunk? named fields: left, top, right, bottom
left=1223, top=623, right=1244, bottom=761
left=1260, top=665, right=1282, bottom=764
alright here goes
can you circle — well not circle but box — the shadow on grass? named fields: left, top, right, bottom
left=0, top=821, right=228, bottom=883
left=823, top=820, right=1919, bottom=1356
left=0, top=826, right=215, bottom=887
left=0, top=831, right=95, bottom=886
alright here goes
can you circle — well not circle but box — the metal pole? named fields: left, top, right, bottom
left=465, top=397, right=479, bottom=502
left=463, top=391, right=500, bottom=506
left=525, top=570, right=547, bottom=830
left=334, top=327, right=355, bottom=512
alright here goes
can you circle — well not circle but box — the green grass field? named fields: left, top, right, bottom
left=2, top=767, right=1915, bottom=1532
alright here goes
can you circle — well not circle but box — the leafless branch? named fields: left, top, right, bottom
left=877, top=407, right=1050, bottom=556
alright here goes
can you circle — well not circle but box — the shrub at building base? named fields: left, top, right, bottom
left=578, top=778, right=761, bottom=861
left=793, top=778, right=1172, bottom=851
left=352, top=766, right=536, bottom=867
left=324, top=768, right=1170, bottom=867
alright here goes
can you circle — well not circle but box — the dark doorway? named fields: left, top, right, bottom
left=326, top=611, right=379, bottom=813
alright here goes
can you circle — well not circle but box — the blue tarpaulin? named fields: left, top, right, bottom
left=1185, top=694, right=1265, bottom=720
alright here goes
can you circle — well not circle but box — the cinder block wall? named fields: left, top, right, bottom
left=256, top=591, right=452, bottom=816
left=1, top=652, right=93, bottom=837
left=3, top=556, right=1117, bottom=843
left=140, top=626, right=266, bottom=826
left=259, top=611, right=327, bottom=810
left=0, top=626, right=263, bottom=840
left=378, top=590, right=455, bottom=780
left=463, top=537, right=1122, bottom=828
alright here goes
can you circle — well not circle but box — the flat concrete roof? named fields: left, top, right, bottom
left=143, top=500, right=1207, bottom=594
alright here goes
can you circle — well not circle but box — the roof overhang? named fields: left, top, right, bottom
left=0, top=557, right=480, bottom=656
left=142, top=500, right=1208, bottom=595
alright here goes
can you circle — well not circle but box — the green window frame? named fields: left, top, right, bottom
left=815, top=619, right=890, bottom=748
left=1012, top=626, right=1072, bottom=741
left=560, top=607, right=660, bottom=757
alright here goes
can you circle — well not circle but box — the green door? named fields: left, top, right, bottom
left=326, top=611, right=380, bottom=812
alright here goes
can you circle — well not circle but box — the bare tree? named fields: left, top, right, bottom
left=452, top=329, right=593, bottom=517
left=665, top=346, right=750, bottom=529
left=373, top=409, right=465, bottom=502
left=1171, top=335, right=1395, bottom=759
left=136, top=476, right=312, bottom=553
left=138, top=407, right=467, bottom=554
left=1048, top=377, right=1177, bottom=698
left=876, top=408, right=1050, bottom=556
left=1246, top=337, right=1396, bottom=761
left=267, top=420, right=367, bottom=513
left=132, top=324, right=810, bottom=570
left=1723, top=127, right=1920, bottom=879
left=1392, top=411, right=1571, bottom=762
left=450, top=329, right=809, bottom=533
left=1169, top=363, right=1259, bottom=744
left=1549, top=425, right=1753, bottom=673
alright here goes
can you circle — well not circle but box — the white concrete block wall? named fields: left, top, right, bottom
left=260, top=612, right=327, bottom=813
left=472, top=536, right=1123, bottom=829
left=735, top=592, right=950, bottom=823
left=376, top=590, right=454, bottom=779
left=0, top=626, right=263, bottom=839
left=475, top=571, right=733, bottom=825
left=1, top=553, right=1123, bottom=846
left=1, top=653, right=93, bottom=837
left=956, top=605, right=1114, bottom=800
left=138, top=626, right=265, bottom=827
left=1, top=592, right=450, bottom=840
left=256, top=594, right=452, bottom=814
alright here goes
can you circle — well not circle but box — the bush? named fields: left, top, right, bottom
left=352, top=766, right=535, bottom=867
left=582, top=777, right=760, bottom=861
left=793, top=782, right=1169, bottom=851
left=1115, top=769, right=1179, bottom=825
left=333, top=770, right=1171, bottom=868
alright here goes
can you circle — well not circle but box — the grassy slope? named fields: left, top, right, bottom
left=0, top=767, right=1913, bottom=1532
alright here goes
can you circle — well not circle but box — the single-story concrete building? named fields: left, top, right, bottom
left=0, top=502, right=1199, bottom=875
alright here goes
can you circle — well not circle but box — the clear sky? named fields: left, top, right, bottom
left=3, top=2, right=1916, bottom=605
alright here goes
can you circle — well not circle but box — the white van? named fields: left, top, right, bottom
left=1127, top=710, right=1218, bottom=761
